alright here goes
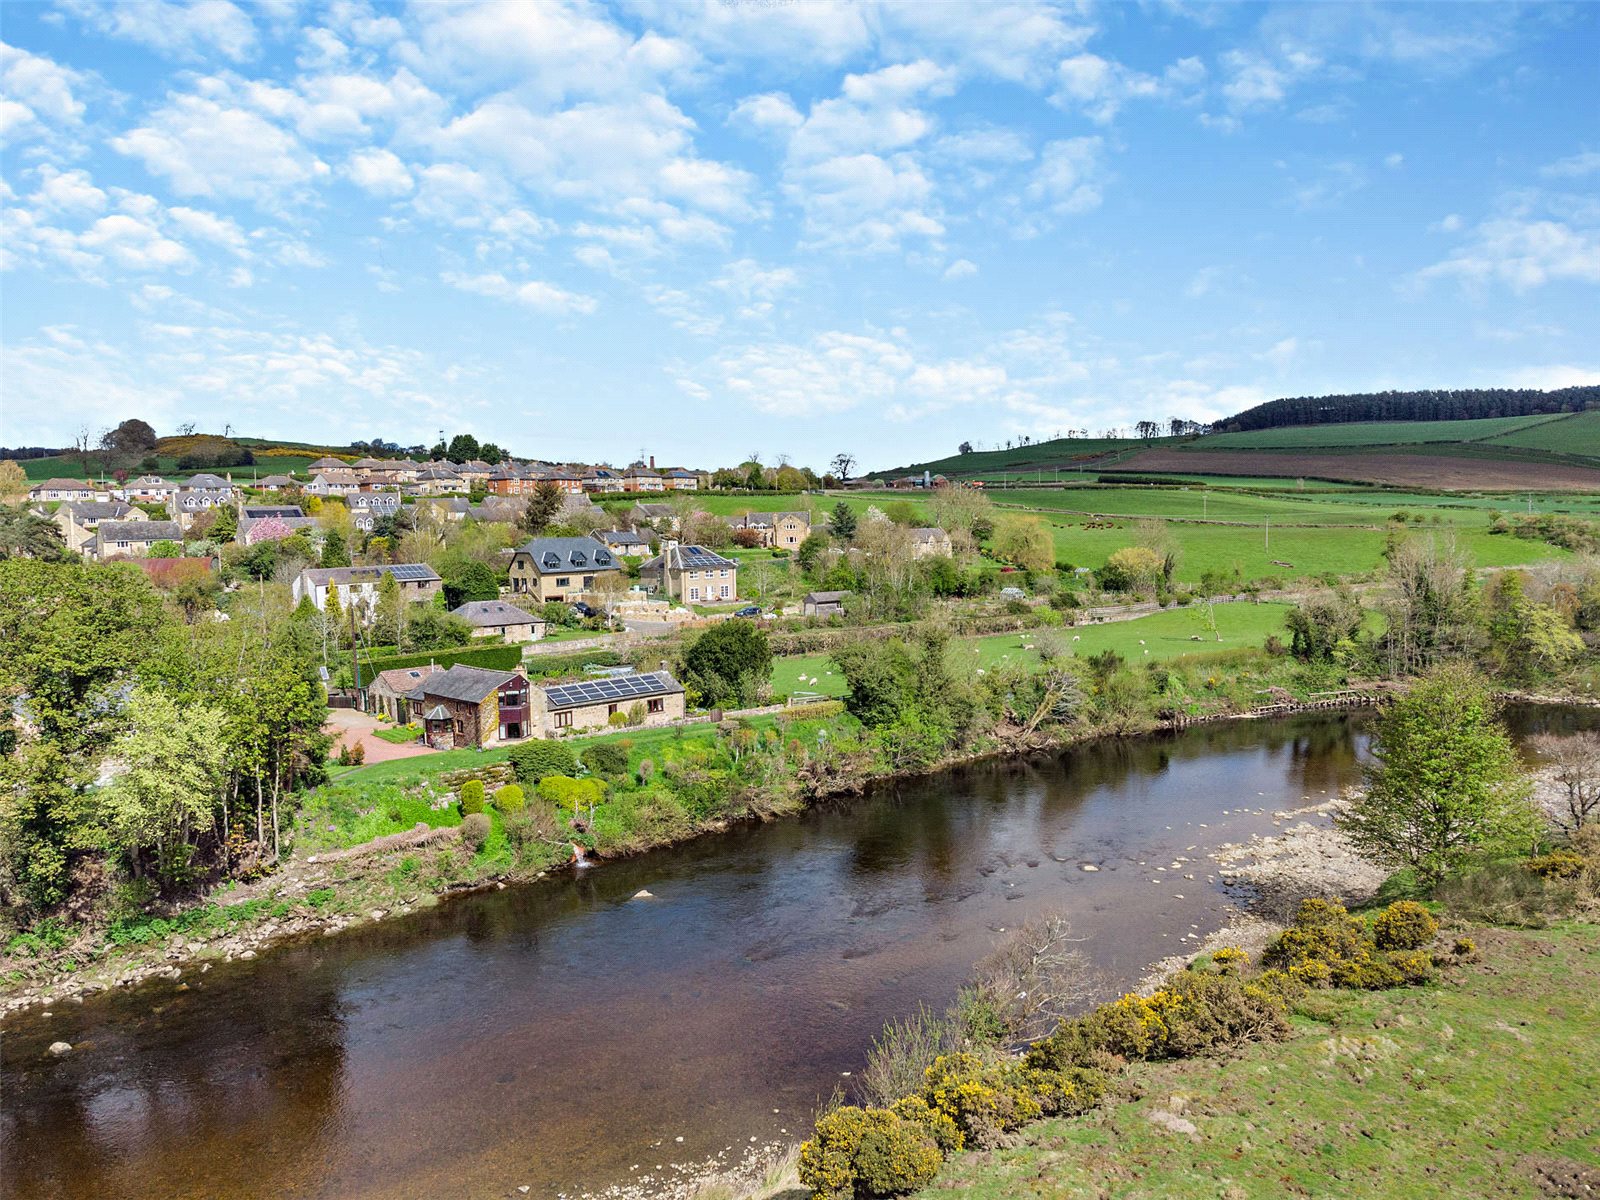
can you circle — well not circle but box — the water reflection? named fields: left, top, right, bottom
left=2, top=705, right=1588, bottom=1200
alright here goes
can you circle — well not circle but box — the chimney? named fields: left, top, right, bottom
left=649, top=455, right=656, bottom=469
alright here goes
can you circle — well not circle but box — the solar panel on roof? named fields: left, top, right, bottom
left=543, top=672, right=676, bottom=709
left=390, top=564, right=434, bottom=581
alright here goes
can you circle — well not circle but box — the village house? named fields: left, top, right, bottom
left=307, top=456, right=350, bottom=472
left=451, top=599, right=547, bottom=643
left=909, top=527, right=955, bottom=558
left=53, top=501, right=142, bottom=554
left=238, top=506, right=317, bottom=545
left=559, top=494, right=605, bottom=525
left=305, top=470, right=363, bottom=497
left=412, top=464, right=467, bottom=495
left=413, top=664, right=531, bottom=748
left=623, top=464, right=665, bottom=492
left=455, top=459, right=493, bottom=485
left=594, top=529, right=652, bottom=558
left=291, top=563, right=442, bottom=617
left=582, top=466, right=626, bottom=493
left=734, top=510, right=811, bottom=550
left=535, top=465, right=585, bottom=494
left=532, top=670, right=684, bottom=736
left=168, top=485, right=236, bottom=530
left=641, top=542, right=739, bottom=603
left=252, top=474, right=297, bottom=491
left=508, top=537, right=622, bottom=603
left=416, top=496, right=472, bottom=522
left=94, top=520, right=183, bottom=560
left=487, top=467, right=539, bottom=496
left=121, top=474, right=180, bottom=502
left=366, top=664, right=442, bottom=723
left=802, top=590, right=850, bottom=618
left=468, top=502, right=519, bottom=523
left=629, top=502, right=678, bottom=532
left=347, top=491, right=402, bottom=531
left=28, top=478, right=99, bottom=503
left=662, top=468, right=701, bottom=491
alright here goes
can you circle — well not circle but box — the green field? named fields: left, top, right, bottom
left=881, top=436, right=1171, bottom=480
left=985, top=487, right=1485, bottom=527
left=1481, top=409, right=1600, bottom=456
left=1196, top=413, right=1565, bottom=450
left=17, top=451, right=324, bottom=482
left=919, top=921, right=1600, bottom=1200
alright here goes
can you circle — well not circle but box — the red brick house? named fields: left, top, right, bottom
left=411, top=664, right=531, bottom=749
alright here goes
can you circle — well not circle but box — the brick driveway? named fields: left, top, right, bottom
left=324, top=707, right=437, bottom=764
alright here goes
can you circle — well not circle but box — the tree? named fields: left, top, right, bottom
left=957, top=441, right=974, bottom=455
left=681, top=620, right=772, bottom=707
left=519, top=481, right=564, bottom=536
left=0, top=506, right=68, bottom=560
left=797, top=530, right=830, bottom=577
left=830, top=453, right=856, bottom=482
left=1285, top=587, right=1364, bottom=662
left=321, top=530, right=350, bottom=568
left=444, top=560, right=500, bottom=609
left=403, top=607, right=473, bottom=651
left=1135, top=420, right=1160, bottom=440
left=829, top=502, right=858, bottom=543
left=0, top=460, right=27, bottom=504
left=445, top=433, right=481, bottom=463
left=102, top=418, right=159, bottom=458
left=991, top=515, right=1054, bottom=573
left=1337, top=665, right=1541, bottom=885
left=208, top=503, right=238, bottom=544
left=102, top=688, right=229, bottom=892
left=1528, top=733, right=1600, bottom=831
left=1379, top=534, right=1478, bottom=675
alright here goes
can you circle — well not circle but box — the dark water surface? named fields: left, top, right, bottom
left=2, top=706, right=1587, bottom=1199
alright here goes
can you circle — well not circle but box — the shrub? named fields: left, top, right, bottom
left=459, top=812, right=490, bottom=850
left=458, top=779, right=486, bottom=815
left=1371, top=900, right=1439, bottom=950
left=582, top=741, right=629, bottom=778
left=886, top=1096, right=962, bottom=1155
left=920, top=1053, right=1043, bottom=1150
left=1527, top=849, right=1585, bottom=879
left=508, top=739, right=579, bottom=785
left=1211, top=945, right=1248, bottom=975
left=1435, top=861, right=1577, bottom=927
left=538, top=774, right=605, bottom=812
left=1264, top=897, right=1434, bottom=988
left=797, top=1106, right=943, bottom=1200
left=493, top=784, right=526, bottom=814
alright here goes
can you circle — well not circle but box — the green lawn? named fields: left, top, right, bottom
left=920, top=921, right=1600, bottom=1200
left=989, top=487, right=1485, bottom=527
left=1195, top=413, right=1566, bottom=450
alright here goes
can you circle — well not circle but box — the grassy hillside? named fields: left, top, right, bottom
left=879, top=436, right=1173, bottom=480
left=1197, top=413, right=1565, bottom=449
left=919, top=921, right=1600, bottom=1200
left=1482, top=409, right=1600, bottom=455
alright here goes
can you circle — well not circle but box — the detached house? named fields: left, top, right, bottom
left=450, top=599, right=546, bottom=643
left=122, top=474, right=179, bottom=502
left=594, top=529, right=652, bottom=558
left=169, top=483, right=236, bottom=530
left=508, top=537, right=622, bottom=603
left=305, top=471, right=362, bottom=497
left=413, top=665, right=532, bottom=748
left=413, top=465, right=466, bottom=495
left=533, top=670, right=685, bottom=735
left=239, top=506, right=317, bottom=544
left=629, top=502, right=678, bottom=532
left=94, top=520, right=183, bottom=560
left=291, top=563, right=442, bottom=617
left=29, top=478, right=98, bottom=503
left=367, top=663, right=442, bottom=723
left=53, top=502, right=141, bottom=554
left=641, top=543, right=739, bottom=603
left=347, top=490, right=401, bottom=531
left=253, top=474, right=297, bottom=491
left=306, top=456, right=350, bottom=472
left=909, top=527, right=954, bottom=558
left=735, top=511, right=811, bottom=550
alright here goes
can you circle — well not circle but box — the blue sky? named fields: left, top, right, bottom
left=2, top=1, right=1596, bottom=471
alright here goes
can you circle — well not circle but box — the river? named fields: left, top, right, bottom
left=2, top=705, right=1589, bottom=1200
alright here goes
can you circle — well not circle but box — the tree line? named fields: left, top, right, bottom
left=1220, top=386, right=1600, bottom=432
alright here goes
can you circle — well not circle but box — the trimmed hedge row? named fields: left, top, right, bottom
left=522, top=649, right=626, bottom=679
left=359, top=644, right=522, bottom=676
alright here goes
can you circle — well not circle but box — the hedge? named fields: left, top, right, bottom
left=522, top=649, right=626, bottom=678
left=358, top=644, right=522, bottom=677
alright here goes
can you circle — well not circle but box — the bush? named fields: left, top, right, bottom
left=538, top=774, right=604, bottom=811
left=508, top=739, right=579, bottom=785
left=582, top=741, right=629, bottom=778
left=798, top=1106, right=943, bottom=1200
left=1371, top=900, right=1438, bottom=950
left=1263, top=898, right=1435, bottom=988
left=493, top=784, right=526, bottom=814
left=1434, top=861, right=1577, bottom=927
left=459, top=779, right=486, bottom=815
left=1527, top=849, right=1585, bottom=879
left=920, top=1052, right=1042, bottom=1150
left=460, top=812, right=490, bottom=850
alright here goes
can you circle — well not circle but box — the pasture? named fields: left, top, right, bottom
left=1195, top=413, right=1564, bottom=450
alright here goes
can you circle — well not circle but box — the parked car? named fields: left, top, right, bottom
left=733, top=605, right=762, bottom=618
left=571, top=601, right=597, bottom=618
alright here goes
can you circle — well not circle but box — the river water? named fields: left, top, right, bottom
left=1, top=706, right=1588, bottom=1200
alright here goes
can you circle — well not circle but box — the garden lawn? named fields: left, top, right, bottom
left=919, top=921, right=1600, bottom=1200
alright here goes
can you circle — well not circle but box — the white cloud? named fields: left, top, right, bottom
left=1026, top=137, right=1106, bottom=215
left=112, top=93, right=330, bottom=206
left=1053, top=53, right=1203, bottom=123
left=1502, top=365, right=1600, bottom=390
left=0, top=41, right=89, bottom=140
left=344, top=147, right=413, bottom=196
left=442, top=270, right=598, bottom=315
left=32, top=165, right=106, bottom=213
left=943, top=258, right=978, bottom=280
left=1542, top=152, right=1600, bottom=180
left=166, top=205, right=250, bottom=254
left=57, top=0, right=259, bottom=63
left=1384, top=152, right=1404, bottom=169
left=1417, top=215, right=1600, bottom=292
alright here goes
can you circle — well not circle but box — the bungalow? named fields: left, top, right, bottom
left=909, top=527, right=954, bottom=558
left=451, top=599, right=546, bottom=643
left=413, top=664, right=531, bottom=748
left=508, top=536, right=622, bottom=603
left=28, top=478, right=98, bottom=503
left=306, top=456, right=350, bottom=472
left=367, top=664, right=442, bottom=723
left=54, top=501, right=142, bottom=553
left=468, top=503, right=520, bottom=523
left=641, top=542, right=738, bottom=603
left=94, top=520, right=183, bottom=560
left=305, top=471, right=362, bottom=497
left=594, top=529, right=652, bottom=558
left=533, top=670, right=684, bottom=736
left=803, top=590, right=850, bottom=617
left=734, top=510, right=811, bottom=550
left=291, top=563, right=443, bottom=616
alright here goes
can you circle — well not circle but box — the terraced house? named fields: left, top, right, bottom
left=508, top=537, right=623, bottom=603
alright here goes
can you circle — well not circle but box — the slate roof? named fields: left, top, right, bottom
left=911, top=526, right=949, bottom=542
left=805, top=590, right=850, bottom=603
left=513, top=537, right=620, bottom=574
left=100, top=520, right=181, bottom=543
left=186, top=473, right=231, bottom=489
left=372, top=664, right=442, bottom=694
left=62, top=502, right=135, bottom=523
left=735, top=510, right=809, bottom=528
left=451, top=599, right=543, bottom=628
left=642, top=544, right=738, bottom=572
left=541, top=670, right=682, bottom=712
left=255, top=474, right=296, bottom=487
left=299, top=563, right=441, bottom=586
left=243, top=505, right=305, bottom=518
left=29, top=478, right=96, bottom=493
left=596, top=529, right=649, bottom=547
left=411, top=664, right=521, bottom=704
left=468, top=505, right=518, bottom=522
left=308, top=457, right=348, bottom=470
